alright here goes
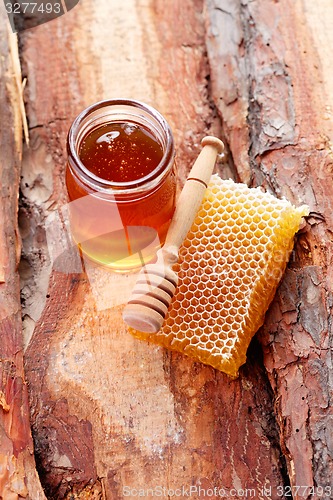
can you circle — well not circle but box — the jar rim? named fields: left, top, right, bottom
left=67, top=99, right=175, bottom=192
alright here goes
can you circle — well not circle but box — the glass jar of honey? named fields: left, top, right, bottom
left=66, top=99, right=176, bottom=272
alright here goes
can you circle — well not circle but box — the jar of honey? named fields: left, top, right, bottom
left=66, top=99, right=176, bottom=271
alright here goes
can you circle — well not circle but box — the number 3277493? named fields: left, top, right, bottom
left=5, top=2, right=61, bottom=14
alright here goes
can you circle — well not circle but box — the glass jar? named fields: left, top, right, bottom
left=66, top=99, right=176, bottom=272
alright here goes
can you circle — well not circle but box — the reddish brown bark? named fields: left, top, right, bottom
left=206, top=0, right=333, bottom=494
left=0, top=20, right=46, bottom=500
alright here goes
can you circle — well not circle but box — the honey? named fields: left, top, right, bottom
left=130, top=175, right=309, bottom=377
left=78, top=122, right=164, bottom=183
left=66, top=100, right=176, bottom=271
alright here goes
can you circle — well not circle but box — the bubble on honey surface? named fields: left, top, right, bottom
left=130, top=175, right=309, bottom=378
left=122, top=123, right=138, bottom=136
left=96, top=131, right=120, bottom=144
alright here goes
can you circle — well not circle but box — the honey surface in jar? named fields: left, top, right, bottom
left=78, top=122, right=164, bottom=182
left=66, top=121, right=176, bottom=271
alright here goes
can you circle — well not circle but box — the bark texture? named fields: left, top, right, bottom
left=0, top=18, right=46, bottom=500
left=206, top=0, right=333, bottom=494
left=18, top=0, right=291, bottom=498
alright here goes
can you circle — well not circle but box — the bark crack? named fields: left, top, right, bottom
left=215, top=6, right=233, bottom=16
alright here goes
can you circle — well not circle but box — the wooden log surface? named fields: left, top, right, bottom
left=0, top=18, right=46, bottom=500
left=205, top=0, right=333, bottom=492
left=5, top=0, right=331, bottom=498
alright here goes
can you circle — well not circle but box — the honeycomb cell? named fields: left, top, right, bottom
left=245, top=268, right=255, bottom=277
left=202, top=286, right=211, bottom=299
left=185, top=292, right=194, bottom=302
left=192, top=312, right=202, bottom=322
left=201, top=237, right=209, bottom=246
left=226, top=205, right=235, bottom=214
left=180, top=322, right=188, bottom=332
left=175, top=315, right=183, bottom=325
left=258, top=259, right=267, bottom=270
left=201, top=311, right=210, bottom=321
left=189, top=321, right=196, bottom=331
left=234, top=315, right=243, bottom=324
left=259, top=236, right=268, bottom=245
left=268, top=218, right=277, bottom=227
left=238, top=306, right=247, bottom=316
left=182, top=298, right=191, bottom=310
left=256, top=244, right=265, bottom=254
left=235, top=255, right=243, bottom=264
left=238, top=246, right=248, bottom=256
left=240, top=261, right=249, bottom=272
left=221, top=324, right=231, bottom=334
left=213, top=212, right=222, bottom=222
left=231, top=299, right=242, bottom=310
left=196, top=244, right=206, bottom=254
left=169, top=309, right=178, bottom=319
left=237, top=208, right=248, bottom=218
left=183, top=313, right=192, bottom=323
left=130, top=175, right=309, bottom=378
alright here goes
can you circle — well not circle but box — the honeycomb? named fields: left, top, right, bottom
left=130, top=175, right=309, bottom=378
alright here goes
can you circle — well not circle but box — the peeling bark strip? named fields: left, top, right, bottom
left=20, top=0, right=289, bottom=497
left=206, top=0, right=333, bottom=494
left=0, top=18, right=46, bottom=500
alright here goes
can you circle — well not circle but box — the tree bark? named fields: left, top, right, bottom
left=18, top=1, right=292, bottom=498
left=205, top=0, right=333, bottom=494
left=0, top=18, right=46, bottom=500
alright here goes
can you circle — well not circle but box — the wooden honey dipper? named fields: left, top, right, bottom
left=122, top=136, right=224, bottom=333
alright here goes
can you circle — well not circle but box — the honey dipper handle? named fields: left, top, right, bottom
left=163, top=136, right=224, bottom=261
